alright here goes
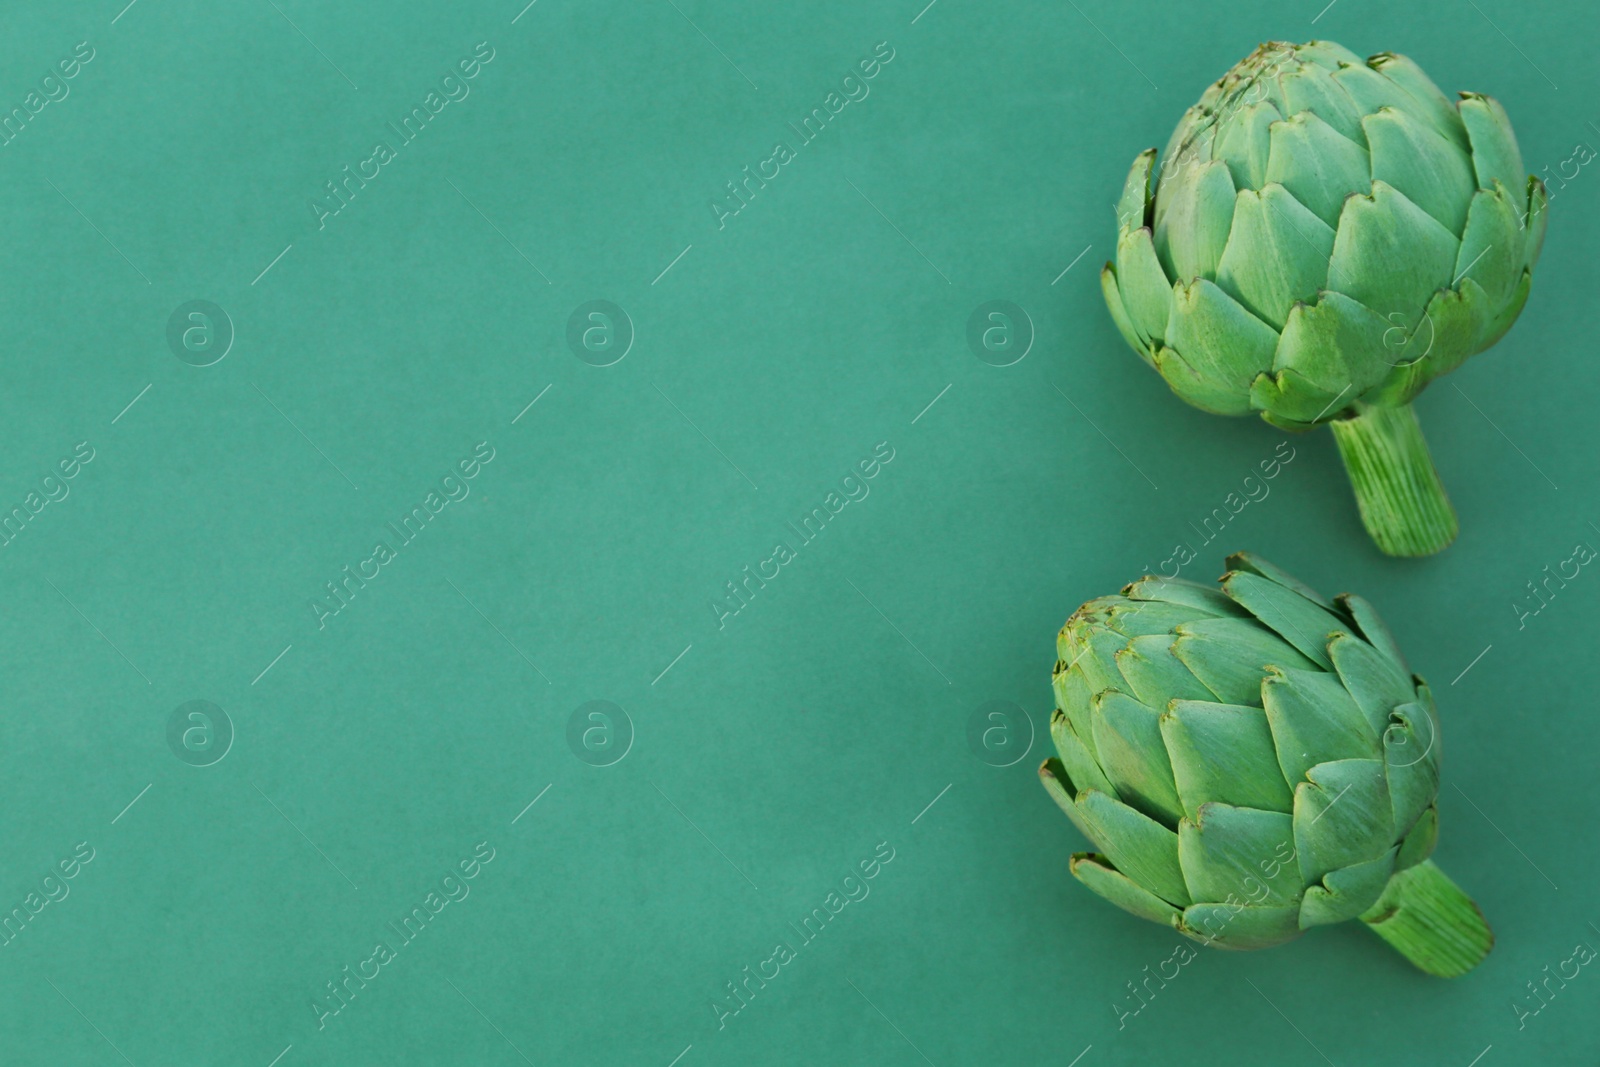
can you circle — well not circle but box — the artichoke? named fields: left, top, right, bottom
left=1039, top=552, right=1491, bottom=976
left=1101, top=40, right=1548, bottom=557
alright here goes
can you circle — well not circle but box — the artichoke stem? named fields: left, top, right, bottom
left=1359, top=860, right=1493, bottom=977
left=1329, top=402, right=1458, bottom=557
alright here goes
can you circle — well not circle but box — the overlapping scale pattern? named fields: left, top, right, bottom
left=1100, top=40, right=1545, bottom=430
left=1040, top=553, right=1442, bottom=949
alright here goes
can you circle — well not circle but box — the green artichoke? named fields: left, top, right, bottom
left=1039, top=552, right=1491, bottom=976
left=1101, top=40, right=1548, bottom=557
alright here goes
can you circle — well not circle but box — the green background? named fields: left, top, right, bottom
left=1, top=0, right=1594, bottom=1064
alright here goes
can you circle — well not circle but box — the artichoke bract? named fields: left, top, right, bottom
left=1040, top=552, right=1491, bottom=976
left=1102, top=40, right=1548, bottom=557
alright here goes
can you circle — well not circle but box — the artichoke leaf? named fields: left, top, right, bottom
left=1330, top=59, right=1419, bottom=122
left=1524, top=177, right=1549, bottom=269
left=1178, top=802, right=1303, bottom=907
left=1164, top=275, right=1283, bottom=401
left=1363, top=107, right=1477, bottom=235
left=1124, top=575, right=1250, bottom=618
left=1459, top=93, right=1525, bottom=197
left=1162, top=700, right=1296, bottom=817
left=1051, top=659, right=1099, bottom=756
left=1153, top=344, right=1254, bottom=417
left=1294, top=758, right=1395, bottom=885
left=1415, top=277, right=1495, bottom=387
left=1078, top=788, right=1192, bottom=906
left=1251, top=367, right=1348, bottom=427
left=1361, top=278, right=1493, bottom=404
left=1262, top=665, right=1381, bottom=785
left=1093, top=689, right=1186, bottom=826
left=1117, top=227, right=1176, bottom=346
left=1114, top=634, right=1217, bottom=708
left=1040, top=758, right=1098, bottom=842
left=1280, top=65, right=1366, bottom=145
left=1332, top=593, right=1410, bottom=674
left=1050, top=709, right=1117, bottom=799
left=1299, top=846, right=1398, bottom=927
left=1213, top=100, right=1282, bottom=191
left=1179, top=902, right=1302, bottom=950
left=1215, top=184, right=1335, bottom=329
left=1328, top=181, right=1459, bottom=334
left=1256, top=407, right=1323, bottom=433
left=1071, top=852, right=1182, bottom=926
left=1394, top=804, right=1438, bottom=870
left=1116, top=147, right=1157, bottom=235
left=1368, top=53, right=1469, bottom=150
left=1383, top=700, right=1442, bottom=834
left=1476, top=268, right=1532, bottom=354
left=1154, top=158, right=1237, bottom=284
left=1062, top=621, right=1128, bottom=697
left=1270, top=291, right=1394, bottom=400
left=1264, top=110, right=1372, bottom=228
left=1158, top=104, right=1216, bottom=196
left=1103, top=598, right=1216, bottom=638
left=1172, top=616, right=1317, bottom=706
left=1102, top=264, right=1153, bottom=364
left=1223, top=551, right=1338, bottom=610
left=1221, top=571, right=1350, bottom=669
left=1296, top=41, right=1364, bottom=68
left=1329, top=630, right=1417, bottom=737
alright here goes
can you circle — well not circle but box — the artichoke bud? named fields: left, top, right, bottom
left=1040, top=553, right=1490, bottom=976
left=1102, top=40, right=1547, bottom=557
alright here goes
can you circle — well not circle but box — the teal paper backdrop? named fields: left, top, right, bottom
left=0, top=1, right=1594, bottom=1064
